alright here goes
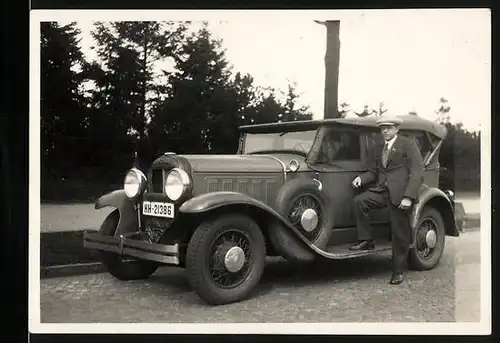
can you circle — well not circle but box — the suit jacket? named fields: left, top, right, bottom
left=359, top=135, right=424, bottom=206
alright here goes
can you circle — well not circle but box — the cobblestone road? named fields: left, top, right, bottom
left=40, top=229, right=483, bottom=323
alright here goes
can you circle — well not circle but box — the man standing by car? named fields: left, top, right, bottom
left=350, top=115, right=423, bottom=285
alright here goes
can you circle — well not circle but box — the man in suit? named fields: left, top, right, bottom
left=350, top=115, right=423, bottom=285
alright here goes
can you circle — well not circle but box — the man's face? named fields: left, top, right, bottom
left=323, top=136, right=342, bottom=159
left=379, top=124, right=399, bottom=141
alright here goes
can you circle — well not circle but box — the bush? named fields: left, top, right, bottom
left=438, top=122, right=480, bottom=192
left=41, top=178, right=123, bottom=203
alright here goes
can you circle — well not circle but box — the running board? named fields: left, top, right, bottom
left=318, top=241, right=393, bottom=260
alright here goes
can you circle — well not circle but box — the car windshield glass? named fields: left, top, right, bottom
left=243, top=130, right=318, bottom=155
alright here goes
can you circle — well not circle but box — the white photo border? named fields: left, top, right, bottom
left=29, top=8, right=492, bottom=335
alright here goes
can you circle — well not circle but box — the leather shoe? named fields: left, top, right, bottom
left=390, top=272, right=405, bottom=285
left=349, top=240, right=375, bottom=251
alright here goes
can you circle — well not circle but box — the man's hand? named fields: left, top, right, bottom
left=352, top=176, right=362, bottom=188
left=398, top=197, right=412, bottom=210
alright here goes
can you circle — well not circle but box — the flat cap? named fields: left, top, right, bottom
left=375, top=115, right=403, bottom=127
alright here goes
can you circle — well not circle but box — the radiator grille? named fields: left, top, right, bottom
left=150, top=169, right=164, bottom=193
left=142, top=217, right=173, bottom=242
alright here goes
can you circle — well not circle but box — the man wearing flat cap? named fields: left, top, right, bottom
left=350, top=115, right=423, bottom=285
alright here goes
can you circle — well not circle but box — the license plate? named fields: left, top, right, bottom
left=142, top=201, right=174, bottom=218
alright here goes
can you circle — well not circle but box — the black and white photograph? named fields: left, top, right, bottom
left=29, top=8, right=490, bottom=334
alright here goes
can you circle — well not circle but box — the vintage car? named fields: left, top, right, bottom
left=83, top=115, right=463, bottom=305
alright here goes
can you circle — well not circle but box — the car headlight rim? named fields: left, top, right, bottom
left=124, top=168, right=147, bottom=199
left=164, top=167, right=191, bottom=201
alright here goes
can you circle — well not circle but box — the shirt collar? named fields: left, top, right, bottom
left=384, top=135, right=398, bottom=150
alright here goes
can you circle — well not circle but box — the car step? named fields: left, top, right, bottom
left=322, top=241, right=392, bottom=259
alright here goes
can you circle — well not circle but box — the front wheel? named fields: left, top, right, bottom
left=185, top=213, right=266, bottom=305
left=98, top=209, right=159, bottom=280
left=408, top=207, right=446, bottom=270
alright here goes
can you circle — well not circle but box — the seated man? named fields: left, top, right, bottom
left=350, top=116, right=423, bottom=285
left=319, top=132, right=352, bottom=163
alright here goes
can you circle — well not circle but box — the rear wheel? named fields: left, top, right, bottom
left=98, top=209, right=159, bottom=280
left=186, top=213, right=266, bottom=305
left=408, top=207, right=446, bottom=270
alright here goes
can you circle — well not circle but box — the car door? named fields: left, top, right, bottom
left=310, top=126, right=367, bottom=228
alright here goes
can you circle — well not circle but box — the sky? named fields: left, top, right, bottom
left=41, top=9, right=490, bottom=132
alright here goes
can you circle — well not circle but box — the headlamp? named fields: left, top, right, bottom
left=123, top=168, right=147, bottom=199
left=164, top=168, right=191, bottom=201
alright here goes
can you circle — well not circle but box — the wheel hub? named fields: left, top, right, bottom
left=223, top=246, right=246, bottom=273
left=425, top=229, right=437, bottom=249
left=301, top=208, right=319, bottom=232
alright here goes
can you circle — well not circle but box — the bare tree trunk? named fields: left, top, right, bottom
left=315, top=20, right=340, bottom=119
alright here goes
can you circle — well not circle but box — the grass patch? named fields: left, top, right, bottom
left=40, top=231, right=102, bottom=266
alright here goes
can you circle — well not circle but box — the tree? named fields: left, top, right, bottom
left=40, top=22, right=321, bottom=201
left=86, top=21, right=188, bottom=171
left=352, top=102, right=387, bottom=117
left=148, top=23, right=233, bottom=155
left=40, top=22, right=87, bottom=180
left=354, top=105, right=376, bottom=117
left=230, top=72, right=261, bottom=126
left=149, top=24, right=313, bottom=156
left=279, top=83, right=313, bottom=122
left=436, top=97, right=451, bottom=124
left=434, top=97, right=480, bottom=191
left=338, top=101, right=351, bottom=118
left=374, top=102, right=388, bottom=117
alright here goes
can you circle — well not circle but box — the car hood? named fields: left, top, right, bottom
left=179, top=154, right=286, bottom=173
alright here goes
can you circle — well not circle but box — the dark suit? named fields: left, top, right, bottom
left=353, top=135, right=423, bottom=273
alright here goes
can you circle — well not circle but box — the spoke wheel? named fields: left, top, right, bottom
left=186, top=213, right=266, bottom=305
left=415, top=218, right=439, bottom=259
left=287, top=194, right=324, bottom=242
left=409, top=207, right=446, bottom=270
left=208, top=229, right=253, bottom=289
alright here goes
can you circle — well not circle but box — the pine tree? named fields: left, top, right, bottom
left=86, top=21, right=188, bottom=170
left=40, top=21, right=86, bottom=180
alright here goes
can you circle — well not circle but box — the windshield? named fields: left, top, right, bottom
left=242, top=130, right=318, bottom=155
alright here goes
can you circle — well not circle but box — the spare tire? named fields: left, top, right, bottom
left=273, top=177, right=334, bottom=249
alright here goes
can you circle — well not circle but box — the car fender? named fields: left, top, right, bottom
left=410, top=186, right=460, bottom=238
left=179, top=191, right=320, bottom=260
left=95, top=190, right=138, bottom=236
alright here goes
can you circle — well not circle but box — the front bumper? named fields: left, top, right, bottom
left=83, top=230, right=180, bottom=265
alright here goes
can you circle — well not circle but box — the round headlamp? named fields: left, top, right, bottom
left=164, top=168, right=191, bottom=201
left=123, top=168, right=147, bottom=199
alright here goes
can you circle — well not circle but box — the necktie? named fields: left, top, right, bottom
left=382, top=142, right=389, bottom=167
